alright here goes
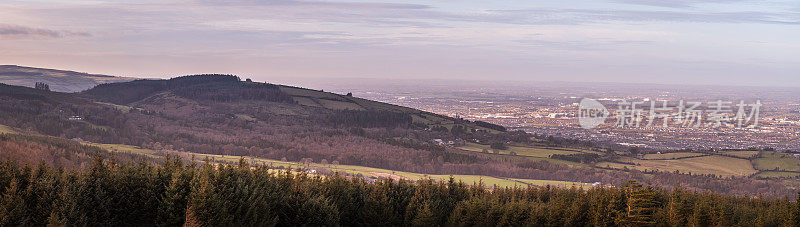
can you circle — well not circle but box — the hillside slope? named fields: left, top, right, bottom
left=83, top=74, right=498, bottom=131
left=1, top=75, right=514, bottom=175
left=0, top=65, right=134, bottom=92
left=0, top=72, right=793, bottom=197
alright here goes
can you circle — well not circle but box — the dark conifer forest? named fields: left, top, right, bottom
left=0, top=158, right=798, bottom=226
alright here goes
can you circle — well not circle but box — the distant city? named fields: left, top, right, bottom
left=299, top=79, right=800, bottom=151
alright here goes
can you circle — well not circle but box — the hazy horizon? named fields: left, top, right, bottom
left=6, top=64, right=800, bottom=91
left=1, top=0, right=799, bottom=87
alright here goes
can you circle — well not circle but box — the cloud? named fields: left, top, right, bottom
left=192, top=1, right=799, bottom=27
left=195, top=0, right=429, bottom=9
left=517, top=39, right=654, bottom=51
left=487, top=9, right=799, bottom=25
left=614, top=0, right=749, bottom=8
left=0, top=24, right=90, bottom=39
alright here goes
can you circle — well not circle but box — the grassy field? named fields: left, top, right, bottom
left=459, top=142, right=579, bottom=158
left=722, top=150, right=759, bottom=159
left=95, top=101, right=135, bottom=112
left=88, top=142, right=590, bottom=189
left=597, top=155, right=757, bottom=177
left=86, top=142, right=166, bottom=159
left=642, top=152, right=706, bottom=160
left=283, top=88, right=364, bottom=111
left=291, top=97, right=322, bottom=107
left=234, top=114, right=257, bottom=121
left=347, top=96, right=420, bottom=114
left=280, top=85, right=504, bottom=133
left=316, top=99, right=365, bottom=110
left=457, top=143, right=590, bottom=167
left=279, top=86, right=344, bottom=101
left=409, top=114, right=433, bottom=124
left=513, top=179, right=594, bottom=189
left=754, top=171, right=800, bottom=179
left=0, top=124, right=17, bottom=134
left=0, top=122, right=581, bottom=188
left=753, top=151, right=800, bottom=172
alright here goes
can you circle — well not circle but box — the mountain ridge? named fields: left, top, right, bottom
left=0, top=65, right=135, bottom=92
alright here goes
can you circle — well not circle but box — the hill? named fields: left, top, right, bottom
left=0, top=65, right=134, bottom=92
left=0, top=72, right=794, bottom=198
left=82, top=74, right=505, bottom=132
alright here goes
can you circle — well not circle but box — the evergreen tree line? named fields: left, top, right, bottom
left=473, top=120, right=507, bottom=132
left=0, top=132, right=155, bottom=171
left=171, top=82, right=294, bottom=103
left=84, top=74, right=294, bottom=104
left=0, top=158, right=798, bottom=226
left=34, top=82, right=50, bottom=91
left=328, top=110, right=413, bottom=128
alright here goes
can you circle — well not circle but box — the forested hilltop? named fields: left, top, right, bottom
left=0, top=158, right=797, bottom=226
left=0, top=72, right=795, bottom=198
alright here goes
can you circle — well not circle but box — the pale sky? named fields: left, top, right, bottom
left=1, top=0, right=798, bottom=87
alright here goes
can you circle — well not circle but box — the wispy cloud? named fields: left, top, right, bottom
left=0, top=24, right=90, bottom=39
left=487, top=8, right=799, bottom=25
left=0, top=0, right=798, bottom=86
left=614, top=0, right=748, bottom=8
left=195, top=0, right=430, bottom=9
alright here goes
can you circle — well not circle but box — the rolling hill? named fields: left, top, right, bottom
left=0, top=65, right=135, bottom=92
left=0, top=67, right=794, bottom=198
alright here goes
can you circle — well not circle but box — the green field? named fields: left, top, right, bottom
left=281, top=85, right=503, bottom=133
left=0, top=125, right=16, bottom=134
left=313, top=165, right=592, bottom=188
left=459, top=142, right=579, bottom=158
left=316, top=99, right=365, bottom=110
left=409, top=114, right=433, bottom=124
left=88, top=142, right=590, bottom=189
left=86, top=142, right=166, bottom=159
left=279, top=86, right=344, bottom=100
left=234, top=114, right=257, bottom=121
left=753, top=151, right=800, bottom=172
left=292, top=96, right=322, bottom=107
left=722, top=150, right=759, bottom=159
left=95, top=101, right=136, bottom=112
left=0, top=123, right=584, bottom=188
left=754, top=171, right=800, bottom=179
left=513, top=178, right=594, bottom=189
left=598, top=155, right=757, bottom=177
left=642, top=152, right=706, bottom=160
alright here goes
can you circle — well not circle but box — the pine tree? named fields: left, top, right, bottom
left=158, top=171, right=191, bottom=226
left=34, top=82, right=50, bottom=91
left=411, top=202, right=436, bottom=227
left=689, top=197, right=713, bottom=227
left=667, top=188, right=691, bottom=227
left=187, top=163, right=215, bottom=226
left=447, top=196, right=492, bottom=226
left=619, top=180, right=659, bottom=225
left=793, top=191, right=800, bottom=226
left=0, top=180, right=25, bottom=226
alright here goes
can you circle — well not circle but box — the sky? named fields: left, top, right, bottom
left=0, top=0, right=798, bottom=87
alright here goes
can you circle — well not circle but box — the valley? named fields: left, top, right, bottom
left=0, top=68, right=796, bottom=199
